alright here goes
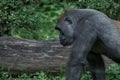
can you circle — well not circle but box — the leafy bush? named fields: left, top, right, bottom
left=0, top=0, right=74, bottom=40
left=106, top=64, right=120, bottom=80
left=76, top=0, right=120, bottom=20
left=0, top=64, right=119, bottom=80
left=81, top=64, right=120, bottom=80
left=0, top=0, right=120, bottom=40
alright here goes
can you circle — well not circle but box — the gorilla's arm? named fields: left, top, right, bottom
left=66, top=21, right=97, bottom=80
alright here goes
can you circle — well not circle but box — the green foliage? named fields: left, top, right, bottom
left=0, top=64, right=120, bottom=80
left=81, top=72, right=92, bottom=80
left=106, top=64, right=120, bottom=80
left=0, top=72, right=10, bottom=80
left=81, top=64, right=120, bottom=80
left=76, top=0, right=120, bottom=20
left=0, top=0, right=120, bottom=40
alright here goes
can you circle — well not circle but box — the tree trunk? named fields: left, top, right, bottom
left=0, top=36, right=114, bottom=75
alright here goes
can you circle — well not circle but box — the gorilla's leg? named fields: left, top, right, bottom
left=66, top=55, right=85, bottom=80
left=87, top=52, right=105, bottom=80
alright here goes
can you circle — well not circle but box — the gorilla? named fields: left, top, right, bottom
left=55, top=9, right=120, bottom=80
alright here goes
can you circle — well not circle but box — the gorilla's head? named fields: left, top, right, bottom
left=55, top=10, right=76, bottom=46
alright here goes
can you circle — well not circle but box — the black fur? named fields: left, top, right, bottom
left=55, top=9, right=120, bottom=80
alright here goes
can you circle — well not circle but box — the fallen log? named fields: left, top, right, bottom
left=0, top=36, right=70, bottom=74
left=0, top=36, right=114, bottom=74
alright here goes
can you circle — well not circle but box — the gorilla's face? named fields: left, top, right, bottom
left=55, top=17, right=75, bottom=46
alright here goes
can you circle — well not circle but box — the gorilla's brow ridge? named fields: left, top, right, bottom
left=57, top=10, right=67, bottom=23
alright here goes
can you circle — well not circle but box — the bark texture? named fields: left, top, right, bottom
left=0, top=36, right=114, bottom=74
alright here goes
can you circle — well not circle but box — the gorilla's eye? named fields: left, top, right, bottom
left=65, top=17, right=72, bottom=24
